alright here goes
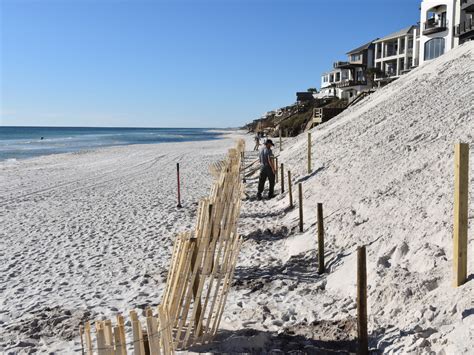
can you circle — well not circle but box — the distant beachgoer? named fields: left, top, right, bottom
left=253, top=134, right=260, bottom=151
left=40, top=137, right=44, bottom=140
left=257, top=139, right=275, bottom=200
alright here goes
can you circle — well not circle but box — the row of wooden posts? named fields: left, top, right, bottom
left=79, top=140, right=246, bottom=354
left=277, top=129, right=312, bottom=175
left=269, top=138, right=470, bottom=354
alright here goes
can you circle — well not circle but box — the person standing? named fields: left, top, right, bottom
left=257, top=139, right=276, bottom=200
left=253, top=133, right=260, bottom=151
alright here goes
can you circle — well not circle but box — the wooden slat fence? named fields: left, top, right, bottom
left=79, top=140, right=245, bottom=354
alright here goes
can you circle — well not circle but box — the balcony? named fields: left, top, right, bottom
left=455, top=18, right=474, bottom=37
left=335, top=79, right=368, bottom=88
left=333, top=61, right=349, bottom=69
left=423, top=18, right=448, bottom=35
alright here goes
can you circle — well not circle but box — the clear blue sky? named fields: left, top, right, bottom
left=0, top=0, right=421, bottom=128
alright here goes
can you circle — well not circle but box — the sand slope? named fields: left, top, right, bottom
left=214, top=42, right=473, bottom=354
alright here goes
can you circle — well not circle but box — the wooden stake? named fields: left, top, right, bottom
left=95, top=321, right=107, bottom=355
left=317, top=203, right=325, bottom=274
left=307, top=132, right=312, bottom=174
left=280, top=163, right=284, bottom=194
left=79, top=325, right=85, bottom=355
left=130, top=311, right=146, bottom=355
left=177, top=163, right=182, bottom=208
left=288, top=171, right=293, bottom=208
left=298, top=183, right=303, bottom=232
left=84, top=321, right=93, bottom=355
left=146, top=309, right=161, bottom=355
left=275, top=157, right=278, bottom=183
left=357, top=246, right=368, bottom=355
left=453, top=143, right=469, bottom=287
left=279, top=129, right=283, bottom=151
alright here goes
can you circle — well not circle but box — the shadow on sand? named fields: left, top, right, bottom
left=233, top=250, right=321, bottom=285
left=188, top=327, right=358, bottom=354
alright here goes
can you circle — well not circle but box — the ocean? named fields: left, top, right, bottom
left=0, top=126, right=224, bottom=161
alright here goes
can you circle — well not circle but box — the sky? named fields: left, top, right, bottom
left=0, top=0, right=421, bottom=128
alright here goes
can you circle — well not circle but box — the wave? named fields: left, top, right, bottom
left=0, top=127, right=223, bottom=161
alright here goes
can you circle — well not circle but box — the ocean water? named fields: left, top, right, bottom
left=0, top=126, right=224, bottom=161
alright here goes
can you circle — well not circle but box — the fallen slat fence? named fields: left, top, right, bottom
left=79, top=140, right=245, bottom=354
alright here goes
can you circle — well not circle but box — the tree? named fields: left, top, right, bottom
left=365, top=67, right=385, bottom=88
left=307, top=88, right=318, bottom=93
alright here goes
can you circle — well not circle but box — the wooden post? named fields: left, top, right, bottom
left=275, top=157, right=278, bottom=183
left=453, top=143, right=469, bottom=287
left=79, top=325, right=85, bottom=355
left=357, top=246, right=368, bottom=355
left=280, top=163, right=284, bottom=194
left=307, top=132, right=312, bottom=174
left=298, top=183, right=303, bottom=232
left=288, top=171, right=293, bottom=208
left=177, top=163, right=182, bottom=208
left=317, top=203, right=325, bottom=274
left=279, top=129, right=283, bottom=151
left=84, top=322, right=93, bottom=355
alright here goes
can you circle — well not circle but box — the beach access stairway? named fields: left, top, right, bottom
left=305, top=90, right=375, bottom=131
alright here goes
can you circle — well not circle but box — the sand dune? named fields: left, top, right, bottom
left=213, top=42, right=474, bottom=354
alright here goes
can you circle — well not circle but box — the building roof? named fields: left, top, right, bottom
left=346, top=40, right=377, bottom=55
left=373, top=25, right=418, bottom=43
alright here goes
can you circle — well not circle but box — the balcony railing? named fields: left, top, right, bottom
left=455, top=18, right=474, bottom=36
left=335, top=79, right=368, bottom=88
left=423, top=18, right=448, bottom=35
left=385, top=49, right=398, bottom=57
left=333, top=61, right=349, bottom=69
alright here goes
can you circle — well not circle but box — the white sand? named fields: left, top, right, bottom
left=0, top=132, right=248, bottom=353
left=211, top=42, right=473, bottom=354
left=1, top=42, right=473, bottom=354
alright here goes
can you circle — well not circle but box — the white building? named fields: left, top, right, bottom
left=319, top=41, right=376, bottom=100
left=373, top=25, right=420, bottom=83
left=419, top=0, right=459, bottom=65
left=455, top=0, right=474, bottom=44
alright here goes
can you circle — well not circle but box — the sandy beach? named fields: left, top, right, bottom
left=1, top=43, right=473, bottom=355
left=0, top=131, right=250, bottom=353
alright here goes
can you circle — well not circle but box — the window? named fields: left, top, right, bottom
left=424, top=38, right=445, bottom=60
left=350, top=54, right=361, bottom=62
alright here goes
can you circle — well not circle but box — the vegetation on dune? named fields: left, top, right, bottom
left=243, top=97, right=347, bottom=137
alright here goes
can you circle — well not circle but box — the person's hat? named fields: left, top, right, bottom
left=265, top=139, right=274, bottom=146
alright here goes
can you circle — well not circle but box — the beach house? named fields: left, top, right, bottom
left=373, top=25, right=420, bottom=83
left=320, top=41, right=376, bottom=100
left=455, top=0, right=474, bottom=43
left=419, top=0, right=460, bottom=64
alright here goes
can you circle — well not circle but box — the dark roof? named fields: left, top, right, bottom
left=373, top=25, right=418, bottom=43
left=346, top=40, right=377, bottom=55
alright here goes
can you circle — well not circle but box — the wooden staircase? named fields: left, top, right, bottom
left=347, top=90, right=375, bottom=108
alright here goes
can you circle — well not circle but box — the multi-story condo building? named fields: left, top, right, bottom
left=420, top=0, right=459, bottom=64
left=455, top=0, right=474, bottom=43
left=373, top=25, right=420, bottom=83
left=320, top=41, right=375, bottom=100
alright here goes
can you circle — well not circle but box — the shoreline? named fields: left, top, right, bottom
left=0, top=128, right=244, bottom=164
